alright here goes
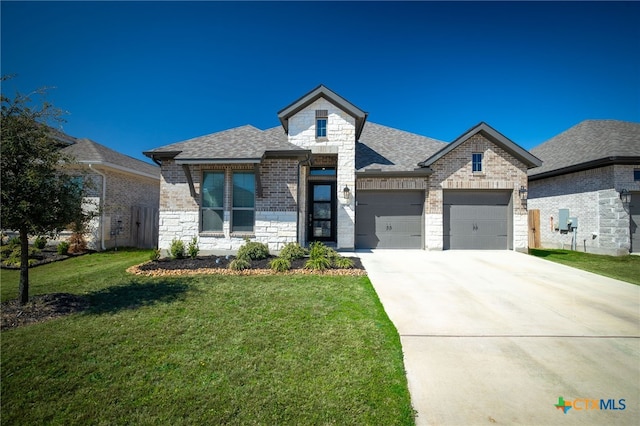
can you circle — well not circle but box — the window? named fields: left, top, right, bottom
left=316, top=110, right=328, bottom=138
left=634, top=169, right=640, bottom=181
left=232, top=171, right=255, bottom=232
left=201, top=171, right=224, bottom=232
left=310, top=167, right=336, bottom=176
left=472, top=153, right=483, bottom=172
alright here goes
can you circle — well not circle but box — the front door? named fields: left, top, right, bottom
left=308, top=182, right=336, bottom=242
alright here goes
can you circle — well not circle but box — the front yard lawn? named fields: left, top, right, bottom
left=1, top=250, right=414, bottom=425
left=529, top=248, right=640, bottom=285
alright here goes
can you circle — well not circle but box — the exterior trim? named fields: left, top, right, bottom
left=529, top=156, right=640, bottom=180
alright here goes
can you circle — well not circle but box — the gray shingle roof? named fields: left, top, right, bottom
left=63, top=138, right=160, bottom=178
left=144, top=125, right=307, bottom=162
left=529, top=120, right=640, bottom=178
left=357, top=122, right=447, bottom=172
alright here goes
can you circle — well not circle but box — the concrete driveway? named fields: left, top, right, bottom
left=358, top=250, right=640, bottom=425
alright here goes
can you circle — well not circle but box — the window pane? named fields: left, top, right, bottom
left=316, top=118, right=327, bottom=137
left=310, top=167, right=336, bottom=176
left=314, top=202, right=332, bottom=219
left=313, top=221, right=331, bottom=237
left=202, top=172, right=224, bottom=208
left=472, top=153, right=483, bottom=172
left=313, top=185, right=331, bottom=201
left=232, top=210, right=254, bottom=232
left=634, top=169, right=640, bottom=181
left=202, top=209, right=223, bottom=232
left=233, top=172, right=255, bottom=208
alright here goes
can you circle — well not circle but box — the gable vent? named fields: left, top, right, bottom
left=316, top=109, right=328, bottom=118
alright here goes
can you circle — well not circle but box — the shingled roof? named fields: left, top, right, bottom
left=63, top=138, right=159, bottom=179
left=528, top=120, right=640, bottom=179
left=144, top=125, right=308, bottom=164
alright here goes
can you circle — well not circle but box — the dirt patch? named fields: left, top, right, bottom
left=1, top=293, right=90, bottom=331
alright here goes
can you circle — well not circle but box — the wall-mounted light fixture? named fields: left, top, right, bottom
left=619, top=188, right=631, bottom=204
left=343, top=185, right=351, bottom=201
left=518, top=186, right=528, bottom=201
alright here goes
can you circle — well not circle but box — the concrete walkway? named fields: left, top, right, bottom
left=358, top=250, right=640, bottom=425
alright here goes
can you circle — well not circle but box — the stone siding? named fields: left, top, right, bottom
left=528, top=164, right=639, bottom=255
left=287, top=99, right=356, bottom=249
left=427, top=134, right=529, bottom=251
left=158, top=159, right=299, bottom=252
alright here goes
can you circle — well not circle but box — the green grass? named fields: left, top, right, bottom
left=1, top=252, right=414, bottom=425
left=529, top=249, right=640, bottom=285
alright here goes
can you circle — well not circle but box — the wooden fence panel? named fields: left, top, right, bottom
left=528, top=209, right=541, bottom=249
left=131, top=206, right=159, bottom=249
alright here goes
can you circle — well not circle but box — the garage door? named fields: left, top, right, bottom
left=444, top=190, right=512, bottom=250
left=356, top=191, right=424, bottom=249
left=631, top=193, right=639, bottom=253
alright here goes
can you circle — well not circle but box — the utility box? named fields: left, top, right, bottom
left=569, top=217, right=578, bottom=230
left=559, top=209, right=570, bottom=231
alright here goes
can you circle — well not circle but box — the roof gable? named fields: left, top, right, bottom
left=419, top=122, right=542, bottom=169
left=277, top=85, right=368, bottom=140
left=528, top=119, right=640, bottom=178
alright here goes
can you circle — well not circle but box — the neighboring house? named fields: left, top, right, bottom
left=527, top=120, right=640, bottom=255
left=61, top=137, right=161, bottom=250
left=144, top=85, right=541, bottom=252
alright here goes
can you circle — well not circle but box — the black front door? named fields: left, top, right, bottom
left=308, top=182, right=336, bottom=242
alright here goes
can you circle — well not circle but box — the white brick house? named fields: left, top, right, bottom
left=528, top=120, right=640, bottom=255
left=145, top=85, right=541, bottom=252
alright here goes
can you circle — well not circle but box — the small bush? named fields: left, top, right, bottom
left=229, top=257, right=251, bottom=271
left=57, top=241, right=70, bottom=255
left=279, top=242, right=307, bottom=261
left=34, top=236, right=47, bottom=249
left=237, top=241, right=269, bottom=261
left=269, top=257, right=291, bottom=272
left=187, top=237, right=199, bottom=259
left=304, top=256, right=332, bottom=271
left=8, top=236, right=20, bottom=247
left=169, top=239, right=185, bottom=259
left=150, top=249, right=161, bottom=262
left=308, top=241, right=329, bottom=260
left=69, top=232, right=87, bottom=254
left=333, top=256, right=354, bottom=269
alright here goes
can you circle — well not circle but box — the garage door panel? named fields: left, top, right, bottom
left=444, top=191, right=511, bottom=250
left=356, top=191, right=424, bottom=249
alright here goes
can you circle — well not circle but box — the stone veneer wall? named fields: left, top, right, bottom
left=528, top=164, right=639, bottom=255
left=426, top=134, right=529, bottom=251
left=287, top=99, right=356, bottom=249
left=158, top=158, right=299, bottom=252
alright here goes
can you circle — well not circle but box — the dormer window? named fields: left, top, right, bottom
left=316, top=110, right=328, bottom=138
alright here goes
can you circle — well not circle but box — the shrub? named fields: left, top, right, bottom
left=8, top=236, right=20, bottom=247
left=269, top=257, right=291, bottom=272
left=169, top=239, right=185, bottom=259
left=34, top=236, right=47, bottom=249
left=333, top=256, right=354, bottom=269
left=237, top=240, right=269, bottom=261
left=229, top=257, right=251, bottom=271
left=150, top=249, right=161, bottom=262
left=304, top=256, right=331, bottom=271
left=187, top=237, right=199, bottom=259
left=308, top=241, right=329, bottom=260
left=57, top=241, right=70, bottom=255
left=68, top=232, right=87, bottom=254
left=279, top=242, right=307, bottom=261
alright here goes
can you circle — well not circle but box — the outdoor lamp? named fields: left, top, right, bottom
left=619, top=189, right=631, bottom=204
left=343, top=185, right=351, bottom=200
left=519, top=186, right=528, bottom=201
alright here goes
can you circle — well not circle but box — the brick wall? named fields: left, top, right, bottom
left=158, top=159, right=299, bottom=252
left=427, top=134, right=529, bottom=250
left=528, top=164, right=639, bottom=255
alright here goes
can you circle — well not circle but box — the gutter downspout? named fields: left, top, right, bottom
left=89, top=164, right=107, bottom=251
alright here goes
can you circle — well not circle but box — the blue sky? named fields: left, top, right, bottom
left=2, top=1, right=639, bottom=164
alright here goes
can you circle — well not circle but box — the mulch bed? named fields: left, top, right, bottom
left=128, top=255, right=366, bottom=277
left=1, top=293, right=90, bottom=331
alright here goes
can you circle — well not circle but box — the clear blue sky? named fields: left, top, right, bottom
left=2, top=1, right=639, bottom=163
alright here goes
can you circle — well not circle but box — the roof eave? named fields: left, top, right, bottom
left=528, top=156, right=640, bottom=181
left=356, top=168, right=434, bottom=177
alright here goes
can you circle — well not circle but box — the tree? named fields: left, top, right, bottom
left=1, top=79, right=87, bottom=304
